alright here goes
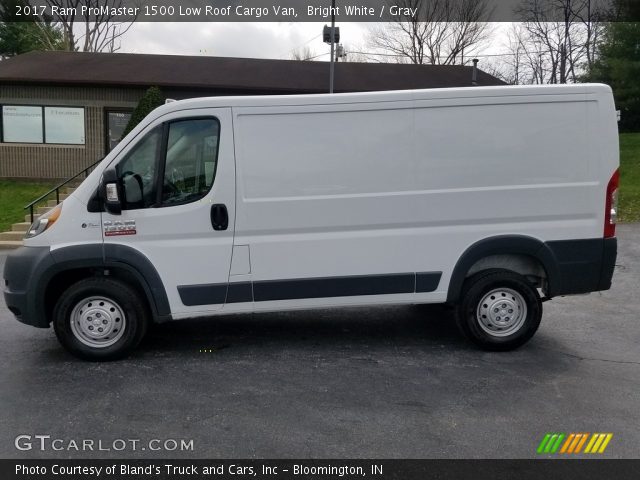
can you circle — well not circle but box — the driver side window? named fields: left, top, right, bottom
left=116, top=117, right=220, bottom=210
left=162, top=118, right=219, bottom=206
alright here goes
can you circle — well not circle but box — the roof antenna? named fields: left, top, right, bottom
left=472, top=58, right=479, bottom=86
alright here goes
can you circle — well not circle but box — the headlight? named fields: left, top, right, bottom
left=25, top=204, right=62, bottom=239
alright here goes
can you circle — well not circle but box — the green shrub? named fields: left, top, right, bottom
left=122, top=86, right=165, bottom=138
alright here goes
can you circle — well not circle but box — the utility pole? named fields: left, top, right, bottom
left=322, top=3, right=340, bottom=94
left=329, top=0, right=336, bottom=93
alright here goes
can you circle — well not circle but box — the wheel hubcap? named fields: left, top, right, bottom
left=476, top=288, right=527, bottom=337
left=70, top=296, right=126, bottom=348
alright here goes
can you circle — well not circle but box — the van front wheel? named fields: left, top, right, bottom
left=455, top=269, right=542, bottom=351
left=53, top=277, right=149, bottom=361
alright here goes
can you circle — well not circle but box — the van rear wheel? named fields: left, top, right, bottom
left=455, top=269, right=542, bottom=351
left=53, top=277, right=149, bottom=361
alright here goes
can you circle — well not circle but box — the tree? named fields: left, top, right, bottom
left=514, top=0, right=605, bottom=84
left=0, top=0, right=64, bottom=57
left=496, top=25, right=532, bottom=84
left=500, top=22, right=550, bottom=84
left=41, top=0, right=136, bottom=52
left=341, top=46, right=368, bottom=63
left=587, top=18, right=640, bottom=131
left=122, top=87, right=165, bottom=138
left=290, top=46, right=315, bottom=61
left=367, top=0, right=493, bottom=65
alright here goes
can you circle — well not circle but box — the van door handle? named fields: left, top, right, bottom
left=210, top=204, right=228, bottom=231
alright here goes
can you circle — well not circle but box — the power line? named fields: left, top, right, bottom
left=346, top=50, right=537, bottom=59
left=291, top=48, right=550, bottom=63
left=279, top=33, right=322, bottom=59
left=299, top=52, right=331, bottom=61
left=296, top=51, right=518, bottom=62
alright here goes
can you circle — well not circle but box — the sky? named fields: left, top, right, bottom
left=119, top=22, right=368, bottom=60
left=119, top=22, right=510, bottom=62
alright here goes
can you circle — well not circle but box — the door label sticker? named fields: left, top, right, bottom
left=104, top=220, right=137, bottom=236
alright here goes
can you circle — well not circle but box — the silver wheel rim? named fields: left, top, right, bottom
left=69, top=296, right=127, bottom=348
left=476, top=288, right=527, bottom=337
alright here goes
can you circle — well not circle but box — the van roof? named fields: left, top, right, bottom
left=152, top=83, right=612, bottom=115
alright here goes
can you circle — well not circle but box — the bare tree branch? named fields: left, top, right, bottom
left=367, top=0, right=493, bottom=65
left=34, top=0, right=136, bottom=52
left=513, top=0, right=605, bottom=84
left=290, top=45, right=316, bottom=61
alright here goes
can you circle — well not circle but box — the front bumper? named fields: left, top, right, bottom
left=3, top=246, right=55, bottom=328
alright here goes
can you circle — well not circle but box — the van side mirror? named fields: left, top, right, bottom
left=101, top=168, right=122, bottom=215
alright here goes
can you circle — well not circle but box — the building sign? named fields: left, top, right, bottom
left=45, top=107, right=85, bottom=144
left=2, top=106, right=43, bottom=143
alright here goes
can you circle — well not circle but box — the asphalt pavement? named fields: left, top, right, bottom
left=0, top=225, right=638, bottom=459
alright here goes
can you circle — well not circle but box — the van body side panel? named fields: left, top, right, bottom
left=232, top=102, right=442, bottom=310
left=231, top=91, right=614, bottom=309
left=411, top=94, right=602, bottom=298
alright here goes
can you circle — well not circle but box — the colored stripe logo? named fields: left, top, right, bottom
left=537, top=433, right=613, bottom=454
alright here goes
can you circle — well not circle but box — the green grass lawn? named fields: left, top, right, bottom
left=619, top=132, right=640, bottom=223
left=0, top=180, right=56, bottom=232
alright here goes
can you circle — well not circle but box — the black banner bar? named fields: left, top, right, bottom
left=2, top=460, right=640, bottom=480
left=3, top=0, right=639, bottom=22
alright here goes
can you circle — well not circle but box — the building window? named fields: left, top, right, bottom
left=106, top=109, right=133, bottom=152
left=44, top=107, right=85, bottom=144
left=2, top=106, right=43, bottom=143
left=1, top=105, right=85, bottom=145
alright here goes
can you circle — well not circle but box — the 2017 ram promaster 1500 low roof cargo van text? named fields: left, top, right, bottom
left=3, top=85, right=619, bottom=360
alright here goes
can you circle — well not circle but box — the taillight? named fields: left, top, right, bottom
left=604, top=169, right=619, bottom=238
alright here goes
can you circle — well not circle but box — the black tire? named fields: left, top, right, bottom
left=455, top=269, right=542, bottom=351
left=53, top=277, right=149, bottom=361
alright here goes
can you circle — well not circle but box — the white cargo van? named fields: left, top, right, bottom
left=3, top=85, right=619, bottom=360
